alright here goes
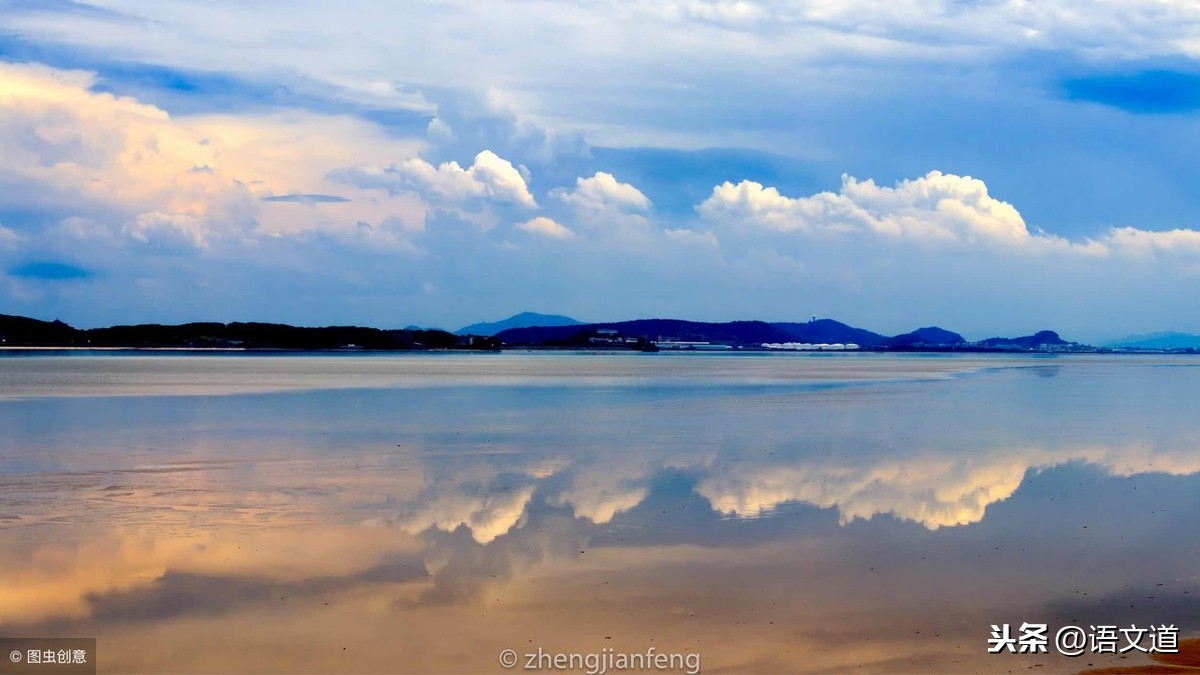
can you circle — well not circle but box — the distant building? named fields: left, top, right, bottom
left=654, top=341, right=732, bottom=350
left=760, top=342, right=860, bottom=351
left=588, top=329, right=640, bottom=346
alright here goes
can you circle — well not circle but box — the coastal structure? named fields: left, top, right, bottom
left=761, top=342, right=861, bottom=351
left=653, top=340, right=733, bottom=350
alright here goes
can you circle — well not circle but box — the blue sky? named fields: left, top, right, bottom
left=1, top=1, right=1200, bottom=341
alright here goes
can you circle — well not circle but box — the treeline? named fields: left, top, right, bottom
left=0, top=314, right=499, bottom=351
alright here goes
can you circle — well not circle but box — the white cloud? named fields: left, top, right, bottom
left=0, top=61, right=428, bottom=253
left=664, top=228, right=719, bottom=248
left=550, top=172, right=652, bottom=236
left=335, top=150, right=537, bottom=209
left=121, top=211, right=209, bottom=251
left=517, top=216, right=576, bottom=239
left=421, top=89, right=591, bottom=174
left=666, top=1, right=769, bottom=27
left=698, top=170, right=1200, bottom=258
left=554, top=172, right=651, bottom=214
left=11, top=2, right=1200, bottom=95
left=1104, top=226, right=1200, bottom=258
left=0, top=62, right=251, bottom=249
left=7, top=0, right=1200, bottom=156
left=698, top=171, right=1034, bottom=245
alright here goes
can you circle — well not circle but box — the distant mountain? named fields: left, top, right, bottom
left=497, top=319, right=1083, bottom=352
left=500, top=318, right=892, bottom=347
left=887, top=326, right=966, bottom=348
left=497, top=319, right=797, bottom=346
left=1107, top=332, right=1200, bottom=350
left=456, top=312, right=583, bottom=336
left=773, top=319, right=888, bottom=346
left=977, top=330, right=1071, bottom=350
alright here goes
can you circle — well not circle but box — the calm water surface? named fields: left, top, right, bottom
left=1, top=352, right=1198, bottom=673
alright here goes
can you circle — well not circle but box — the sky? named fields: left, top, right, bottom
left=1, top=1, right=1200, bottom=341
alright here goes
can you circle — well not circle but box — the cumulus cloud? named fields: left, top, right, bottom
left=333, top=150, right=537, bottom=209
left=698, top=171, right=1035, bottom=245
left=406, top=150, right=537, bottom=208
left=549, top=172, right=653, bottom=236
left=517, top=216, right=576, bottom=239
left=553, top=172, right=651, bottom=214
left=697, top=170, right=1200, bottom=259
left=1103, top=226, right=1200, bottom=258
left=0, top=61, right=428, bottom=258
left=0, top=62, right=253, bottom=249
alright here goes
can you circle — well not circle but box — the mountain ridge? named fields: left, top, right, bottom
left=888, top=326, right=966, bottom=347
left=456, top=312, right=583, bottom=336
left=1106, top=331, right=1200, bottom=350
left=976, top=330, right=1072, bottom=350
left=496, top=319, right=1085, bottom=352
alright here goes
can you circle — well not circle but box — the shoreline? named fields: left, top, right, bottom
left=0, top=345, right=1196, bottom=356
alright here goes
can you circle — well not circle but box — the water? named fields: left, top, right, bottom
left=1, top=352, right=1197, bottom=673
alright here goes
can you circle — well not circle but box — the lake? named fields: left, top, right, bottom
left=1, top=352, right=1197, bottom=673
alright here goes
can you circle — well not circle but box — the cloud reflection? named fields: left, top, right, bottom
left=5, top=435, right=1200, bottom=632
left=2, top=434, right=1199, bottom=674
left=696, top=443, right=1200, bottom=529
left=401, top=485, right=535, bottom=545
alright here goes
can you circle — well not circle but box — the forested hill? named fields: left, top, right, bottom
left=0, top=314, right=498, bottom=350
